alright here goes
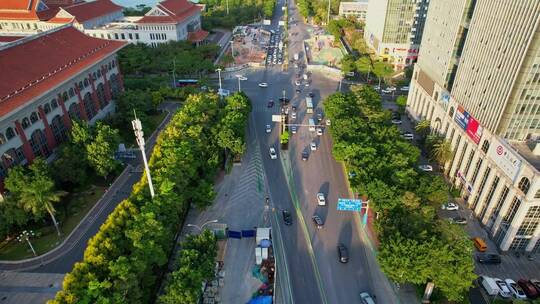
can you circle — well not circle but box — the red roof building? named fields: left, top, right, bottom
left=0, top=25, right=126, bottom=179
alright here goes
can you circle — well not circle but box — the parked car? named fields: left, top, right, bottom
left=387, top=86, right=397, bottom=91
left=381, top=89, right=392, bottom=94
left=317, top=113, right=323, bottom=122
left=265, top=124, right=271, bottom=133
left=301, top=151, right=309, bottom=161
left=316, top=193, right=326, bottom=206
left=326, top=119, right=331, bottom=126
left=269, top=147, right=277, bottom=159
left=494, top=278, right=512, bottom=298
left=473, top=237, right=488, bottom=252
left=295, top=80, right=301, bottom=86
left=518, top=279, right=540, bottom=299
left=258, top=82, right=268, bottom=88
left=337, top=243, right=349, bottom=263
left=291, top=126, right=297, bottom=134
left=316, top=128, right=323, bottom=136
left=480, top=276, right=501, bottom=296
left=295, top=88, right=301, bottom=93
left=505, top=279, right=527, bottom=299
left=359, top=292, right=376, bottom=304
left=291, top=112, right=297, bottom=119
left=282, top=209, right=292, bottom=225
left=312, top=215, right=324, bottom=229
left=530, top=279, right=540, bottom=294
left=450, top=217, right=467, bottom=225
left=476, top=253, right=501, bottom=264
left=267, top=100, right=274, bottom=108
left=308, top=92, right=315, bottom=98
left=402, top=132, right=414, bottom=140
left=418, top=164, right=433, bottom=172
left=310, top=142, right=317, bottom=151
left=441, top=202, right=459, bottom=210
left=391, top=119, right=402, bottom=125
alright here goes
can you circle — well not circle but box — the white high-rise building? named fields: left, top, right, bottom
left=407, top=0, right=540, bottom=253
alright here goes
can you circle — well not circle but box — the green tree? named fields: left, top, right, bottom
left=396, top=95, right=407, bottom=111
left=339, top=54, right=356, bottom=74
left=415, top=119, right=431, bottom=140
left=355, top=56, right=372, bottom=74
left=0, top=196, right=29, bottom=239
left=372, top=61, right=394, bottom=80
left=431, top=139, right=453, bottom=166
left=70, top=120, right=92, bottom=147
left=86, top=122, right=120, bottom=180
left=52, top=143, right=89, bottom=186
left=8, top=159, right=66, bottom=236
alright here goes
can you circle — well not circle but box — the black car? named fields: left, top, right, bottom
left=295, top=88, right=301, bottom=93
left=317, top=113, right=323, bottom=122
left=308, top=92, right=315, bottom=98
left=301, top=151, right=309, bottom=161
left=476, top=253, right=501, bottom=264
left=282, top=210, right=292, bottom=225
left=337, top=243, right=349, bottom=263
left=312, top=215, right=324, bottom=229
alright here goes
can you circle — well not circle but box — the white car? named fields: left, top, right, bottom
left=259, top=82, right=268, bottom=88
left=374, top=85, right=380, bottom=91
left=418, top=165, right=433, bottom=172
left=494, top=279, right=512, bottom=298
left=317, top=193, right=326, bottom=206
left=310, top=142, right=317, bottom=151
left=387, top=86, right=397, bottom=91
left=291, top=126, right=297, bottom=134
left=402, top=132, right=414, bottom=140
left=441, top=202, right=459, bottom=211
left=291, top=112, right=297, bottom=119
left=326, top=119, right=331, bottom=126
left=269, top=147, right=278, bottom=159
left=400, top=86, right=410, bottom=92
left=381, top=89, right=392, bottom=94
left=359, top=292, right=376, bottom=304
left=317, top=128, right=323, bottom=136
left=295, top=80, right=301, bottom=86
left=391, top=119, right=402, bottom=125
left=265, top=124, right=271, bottom=133
left=504, top=279, right=527, bottom=299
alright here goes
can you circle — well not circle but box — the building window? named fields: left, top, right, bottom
left=503, top=196, right=522, bottom=224
left=62, top=91, right=68, bottom=101
left=129, top=33, right=133, bottom=40
left=448, top=106, right=454, bottom=118
left=78, top=82, right=83, bottom=90
left=29, top=129, right=50, bottom=158
left=68, top=88, right=75, bottom=97
left=97, top=69, right=102, bottom=78
left=109, top=74, right=121, bottom=98
left=83, top=78, right=89, bottom=88
left=518, top=177, right=531, bottom=195
left=481, top=140, right=490, bottom=153
left=5, top=127, right=15, bottom=140
left=92, top=72, right=97, bottom=80
left=43, top=103, right=51, bottom=114
left=21, top=117, right=31, bottom=129
left=68, top=103, right=81, bottom=121
left=96, top=83, right=107, bottom=108
left=51, top=99, right=59, bottom=109
left=83, top=93, right=97, bottom=119
left=0, top=133, right=6, bottom=145
left=525, top=206, right=540, bottom=219
left=121, top=33, right=125, bottom=39
left=114, top=33, right=119, bottom=39
left=30, top=112, right=39, bottom=124
left=51, top=115, right=68, bottom=144
left=135, top=33, right=140, bottom=39
left=534, top=189, right=540, bottom=199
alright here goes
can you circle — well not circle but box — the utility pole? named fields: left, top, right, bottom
left=216, top=68, right=223, bottom=94
left=327, top=0, right=331, bottom=25
left=172, top=58, right=176, bottom=87
left=132, top=111, right=155, bottom=198
left=226, top=0, right=229, bottom=15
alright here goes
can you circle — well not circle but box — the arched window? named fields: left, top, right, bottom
left=29, top=129, right=50, bottom=158
left=518, top=177, right=531, bottom=195
left=78, top=81, right=83, bottom=90
left=5, top=127, right=15, bottom=140
left=448, top=106, right=455, bottom=118
left=0, top=133, right=6, bottom=145
left=109, top=73, right=121, bottom=98
left=21, top=117, right=31, bottom=129
left=481, top=140, right=490, bottom=153
left=97, top=69, right=102, bottom=77
left=44, top=103, right=51, bottom=114
left=30, top=112, right=39, bottom=123
left=51, top=99, right=59, bottom=109
left=68, top=103, right=81, bottom=120
left=62, top=91, right=68, bottom=101
left=83, top=92, right=97, bottom=119
left=83, top=78, right=89, bottom=88
left=51, top=115, right=68, bottom=144
left=68, top=88, right=75, bottom=97
left=112, top=60, right=116, bottom=67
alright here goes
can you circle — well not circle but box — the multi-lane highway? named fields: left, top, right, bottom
left=220, top=0, right=401, bottom=302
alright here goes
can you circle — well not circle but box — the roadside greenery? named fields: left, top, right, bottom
left=200, top=0, right=275, bottom=29
left=159, top=231, right=217, bottom=304
left=297, top=0, right=340, bottom=24
left=324, top=85, right=475, bottom=301
left=49, top=92, right=250, bottom=303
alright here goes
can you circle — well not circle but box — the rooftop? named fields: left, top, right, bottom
left=136, top=0, right=202, bottom=24
left=0, top=0, right=57, bottom=20
left=49, top=0, right=123, bottom=23
left=0, top=25, right=126, bottom=119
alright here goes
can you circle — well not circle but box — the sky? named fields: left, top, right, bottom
left=112, top=0, right=158, bottom=8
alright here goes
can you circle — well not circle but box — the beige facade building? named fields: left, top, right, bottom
left=363, top=0, right=430, bottom=69
left=407, top=0, right=540, bottom=253
left=338, top=1, right=369, bottom=21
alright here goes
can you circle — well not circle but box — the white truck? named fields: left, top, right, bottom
left=293, top=52, right=299, bottom=61
left=480, top=276, right=501, bottom=296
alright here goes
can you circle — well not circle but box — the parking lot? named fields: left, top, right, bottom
left=383, top=94, right=540, bottom=292
left=265, top=30, right=284, bottom=66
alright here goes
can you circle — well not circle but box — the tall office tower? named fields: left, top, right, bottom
left=407, top=0, right=540, bottom=253
left=363, top=0, right=430, bottom=69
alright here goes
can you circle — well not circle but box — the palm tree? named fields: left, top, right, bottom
left=20, top=175, right=66, bottom=237
left=431, top=139, right=453, bottom=167
left=415, top=119, right=431, bottom=139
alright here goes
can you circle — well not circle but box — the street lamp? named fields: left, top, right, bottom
left=235, top=74, right=247, bottom=92
left=187, top=219, right=219, bottom=233
left=132, top=112, right=155, bottom=198
left=216, top=68, right=223, bottom=94
left=17, top=230, right=37, bottom=257
left=230, top=40, right=235, bottom=59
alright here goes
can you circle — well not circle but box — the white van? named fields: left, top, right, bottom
left=480, top=276, right=501, bottom=296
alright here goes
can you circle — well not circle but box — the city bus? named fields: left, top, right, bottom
left=306, top=96, right=313, bottom=113
left=308, top=118, right=316, bottom=131
left=175, top=79, right=198, bottom=87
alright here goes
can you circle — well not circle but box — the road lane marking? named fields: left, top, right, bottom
left=279, top=151, right=328, bottom=304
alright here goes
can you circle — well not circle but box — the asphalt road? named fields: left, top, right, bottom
left=219, top=1, right=402, bottom=302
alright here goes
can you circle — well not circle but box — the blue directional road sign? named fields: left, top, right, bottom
left=337, top=198, right=363, bottom=211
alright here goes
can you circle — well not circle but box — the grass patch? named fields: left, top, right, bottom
left=0, top=186, right=106, bottom=260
